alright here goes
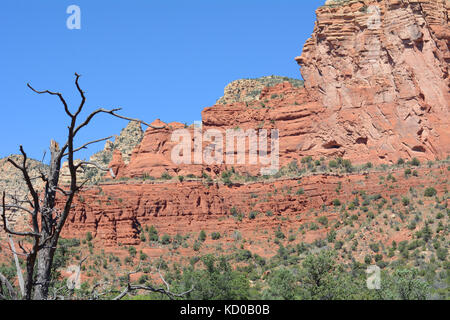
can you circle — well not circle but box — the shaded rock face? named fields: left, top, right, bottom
left=295, top=0, right=449, bottom=162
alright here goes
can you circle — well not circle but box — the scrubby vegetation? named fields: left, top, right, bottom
left=1, top=157, right=448, bottom=300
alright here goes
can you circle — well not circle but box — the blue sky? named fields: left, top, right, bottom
left=0, top=0, right=324, bottom=161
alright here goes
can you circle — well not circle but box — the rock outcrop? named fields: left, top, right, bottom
left=296, top=0, right=449, bottom=163
left=216, top=76, right=304, bottom=105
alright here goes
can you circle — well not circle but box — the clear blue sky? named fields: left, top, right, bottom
left=0, top=0, right=324, bottom=161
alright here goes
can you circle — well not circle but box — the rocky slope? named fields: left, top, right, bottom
left=62, top=164, right=448, bottom=249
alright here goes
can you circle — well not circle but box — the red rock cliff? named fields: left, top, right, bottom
left=296, top=0, right=449, bottom=162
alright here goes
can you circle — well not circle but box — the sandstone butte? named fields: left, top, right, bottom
left=4, top=0, right=449, bottom=252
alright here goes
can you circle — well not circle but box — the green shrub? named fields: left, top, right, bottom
left=317, top=216, right=328, bottom=226
left=424, top=187, right=437, bottom=197
left=369, top=243, right=380, bottom=253
left=402, top=197, right=410, bottom=206
left=332, top=199, right=341, bottom=207
left=236, top=249, right=252, bottom=261
left=199, top=230, right=207, bottom=242
left=436, top=248, right=447, bottom=261
left=329, top=160, right=338, bottom=168
left=211, top=232, right=221, bottom=240
left=410, top=158, right=420, bottom=166
left=275, top=227, right=285, bottom=239
left=161, top=172, right=172, bottom=180
left=334, top=241, right=344, bottom=250
left=193, top=241, right=201, bottom=251
left=148, top=225, right=159, bottom=242
left=160, top=234, right=171, bottom=245
left=128, top=246, right=137, bottom=257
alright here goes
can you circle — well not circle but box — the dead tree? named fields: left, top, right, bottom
left=0, top=73, right=164, bottom=300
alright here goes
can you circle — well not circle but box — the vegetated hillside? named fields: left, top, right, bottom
left=2, top=157, right=446, bottom=299
left=0, top=0, right=448, bottom=300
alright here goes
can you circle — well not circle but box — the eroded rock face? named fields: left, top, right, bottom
left=295, top=0, right=449, bottom=163
left=61, top=166, right=447, bottom=246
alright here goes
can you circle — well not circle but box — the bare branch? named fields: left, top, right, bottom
left=112, top=263, right=193, bottom=300
left=67, top=136, right=115, bottom=156
left=73, top=108, right=121, bottom=137
left=73, top=108, right=166, bottom=139
left=105, top=111, right=166, bottom=129
left=0, top=241, right=29, bottom=257
left=7, top=146, right=40, bottom=215
left=73, top=73, right=86, bottom=117
left=75, top=161, right=116, bottom=179
left=8, top=235, right=25, bottom=297
left=1, top=192, right=40, bottom=237
left=27, top=83, right=73, bottom=118
left=3, top=204, right=34, bottom=216
left=158, top=262, right=170, bottom=292
left=0, top=272, right=18, bottom=300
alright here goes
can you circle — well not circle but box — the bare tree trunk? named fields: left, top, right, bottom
left=33, top=245, right=55, bottom=300
left=7, top=235, right=24, bottom=297
left=32, top=143, right=61, bottom=300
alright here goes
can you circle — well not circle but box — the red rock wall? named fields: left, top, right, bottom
left=62, top=166, right=447, bottom=246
